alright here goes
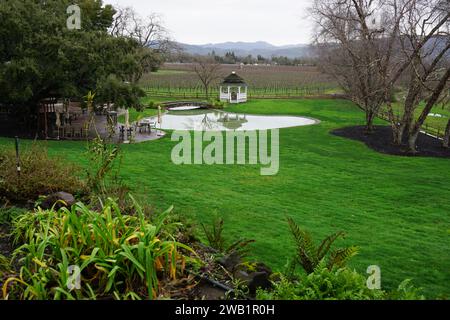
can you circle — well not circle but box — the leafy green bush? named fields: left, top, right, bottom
left=257, top=265, right=385, bottom=300
left=3, top=197, right=194, bottom=300
left=385, top=279, right=426, bottom=300
left=0, top=207, right=27, bottom=225
left=208, top=99, right=226, bottom=109
left=0, top=143, right=85, bottom=203
left=0, top=254, right=11, bottom=280
left=257, top=264, right=424, bottom=300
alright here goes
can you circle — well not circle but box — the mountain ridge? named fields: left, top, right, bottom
left=176, top=41, right=311, bottom=59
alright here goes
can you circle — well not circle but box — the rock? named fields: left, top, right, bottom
left=40, top=192, right=76, bottom=210
left=218, top=252, right=242, bottom=272
left=247, top=271, right=272, bottom=294
left=234, top=270, right=252, bottom=282
left=233, top=262, right=273, bottom=295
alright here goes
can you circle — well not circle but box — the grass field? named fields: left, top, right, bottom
left=379, top=102, right=450, bottom=138
left=1, top=98, right=449, bottom=298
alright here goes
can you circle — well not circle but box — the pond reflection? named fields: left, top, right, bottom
left=147, top=109, right=319, bottom=131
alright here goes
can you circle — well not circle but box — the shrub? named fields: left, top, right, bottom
left=257, top=265, right=384, bottom=300
left=0, top=207, right=27, bottom=225
left=85, top=137, right=120, bottom=196
left=208, top=99, right=226, bottom=109
left=385, top=279, right=425, bottom=300
left=201, top=217, right=225, bottom=251
left=0, top=254, right=11, bottom=280
left=0, top=142, right=85, bottom=204
left=256, top=266, right=425, bottom=300
left=3, top=197, right=195, bottom=300
left=201, top=217, right=255, bottom=256
left=257, top=219, right=425, bottom=301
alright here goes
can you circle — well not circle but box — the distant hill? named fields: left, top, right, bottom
left=176, top=41, right=312, bottom=59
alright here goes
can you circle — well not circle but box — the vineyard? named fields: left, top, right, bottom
left=140, top=63, right=449, bottom=137
left=140, top=63, right=339, bottom=99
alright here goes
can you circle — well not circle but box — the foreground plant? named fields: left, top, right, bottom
left=3, top=197, right=194, bottom=300
left=0, top=142, right=85, bottom=203
left=287, top=217, right=358, bottom=275
left=256, top=264, right=425, bottom=300
left=258, top=219, right=425, bottom=300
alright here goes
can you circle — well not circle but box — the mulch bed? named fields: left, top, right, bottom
left=0, top=225, right=12, bottom=258
left=331, top=125, right=450, bottom=158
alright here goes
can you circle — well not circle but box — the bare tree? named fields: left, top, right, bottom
left=439, top=90, right=450, bottom=148
left=192, top=57, right=222, bottom=99
left=311, top=0, right=449, bottom=149
left=110, top=7, right=170, bottom=48
left=311, top=0, right=391, bottom=132
left=109, top=7, right=174, bottom=83
left=444, top=119, right=450, bottom=148
left=394, top=0, right=450, bottom=152
left=109, top=6, right=133, bottom=38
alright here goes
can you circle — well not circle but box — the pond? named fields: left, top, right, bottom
left=148, top=109, right=319, bottom=131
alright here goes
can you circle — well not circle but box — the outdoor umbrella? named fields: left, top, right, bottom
left=124, top=109, right=130, bottom=143
left=55, top=112, right=61, bottom=140
left=125, top=109, right=130, bottom=129
left=55, top=112, right=61, bottom=128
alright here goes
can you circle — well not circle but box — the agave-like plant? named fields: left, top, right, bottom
left=287, top=217, right=358, bottom=274
left=3, top=196, right=195, bottom=300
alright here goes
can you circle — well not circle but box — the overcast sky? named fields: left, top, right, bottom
left=103, top=0, right=314, bottom=46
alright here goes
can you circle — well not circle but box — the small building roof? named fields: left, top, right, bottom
left=222, top=71, right=247, bottom=85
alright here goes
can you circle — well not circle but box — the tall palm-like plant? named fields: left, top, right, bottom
left=287, top=217, right=358, bottom=274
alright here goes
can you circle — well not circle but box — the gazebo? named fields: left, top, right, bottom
left=219, top=71, right=248, bottom=104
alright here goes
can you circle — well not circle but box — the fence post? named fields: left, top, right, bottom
left=14, top=136, right=21, bottom=185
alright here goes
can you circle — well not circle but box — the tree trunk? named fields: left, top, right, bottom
left=408, top=67, right=450, bottom=153
left=443, top=119, right=450, bottom=148
left=408, top=130, right=420, bottom=154
left=385, top=102, right=404, bottom=145
left=365, top=111, right=375, bottom=134
left=391, top=122, right=405, bottom=146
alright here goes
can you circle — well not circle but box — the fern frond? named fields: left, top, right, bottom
left=287, top=217, right=318, bottom=273
left=317, top=231, right=345, bottom=261
left=284, top=257, right=298, bottom=280
left=327, top=246, right=359, bottom=269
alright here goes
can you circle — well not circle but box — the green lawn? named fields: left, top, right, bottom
left=1, top=98, right=449, bottom=298
left=380, top=101, right=450, bottom=134
left=117, top=108, right=159, bottom=124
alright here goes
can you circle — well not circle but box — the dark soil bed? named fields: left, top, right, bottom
left=331, top=125, right=450, bottom=158
left=0, top=225, right=12, bottom=258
